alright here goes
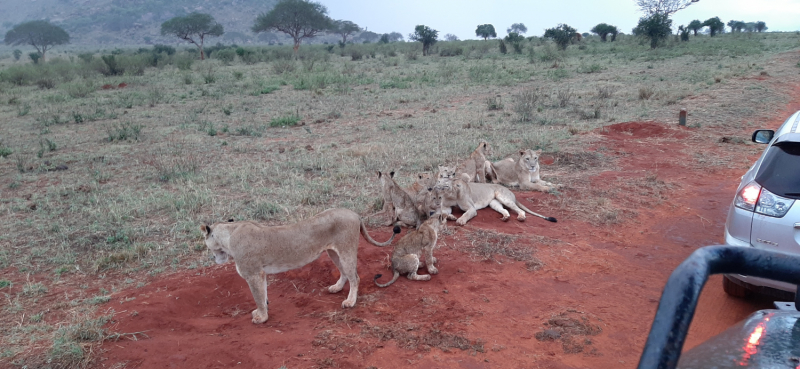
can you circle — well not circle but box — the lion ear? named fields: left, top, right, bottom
left=535, top=149, right=542, bottom=154
left=200, top=225, right=212, bottom=237
left=376, top=171, right=382, bottom=178
left=390, top=171, right=395, bottom=178
left=519, top=150, right=526, bottom=156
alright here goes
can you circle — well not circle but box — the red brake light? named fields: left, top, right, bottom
left=741, top=185, right=760, bottom=205
left=735, top=183, right=762, bottom=212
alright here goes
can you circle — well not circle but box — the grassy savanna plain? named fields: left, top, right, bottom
left=1, top=32, right=800, bottom=367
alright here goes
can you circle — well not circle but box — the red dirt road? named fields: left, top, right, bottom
left=97, top=108, right=798, bottom=368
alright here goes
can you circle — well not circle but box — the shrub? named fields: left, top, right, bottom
left=269, top=114, right=301, bottom=127
left=543, top=24, right=577, bottom=50
left=153, top=44, right=176, bottom=55
left=77, top=53, right=94, bottom=63
left=13, top=49, right=22, bottom=60
left=633, top=13, right=672, bottom=48
left=272, top=59, right=296, bottom=74
left=29, top=52, right=41, bottom=64
left=214, top=48, right=236, bottom=64
left=513, top=89, right=542, bottom=122
left=439, top=45, right=463, bottom=57
left=100, top=55, right=124, bottom=76
left=106, top=121, right=143, bottom=141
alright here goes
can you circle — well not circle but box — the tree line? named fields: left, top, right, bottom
left=3, top=0, right=772, bottom=63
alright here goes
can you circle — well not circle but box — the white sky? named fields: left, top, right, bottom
left=323, top=0, right=800, bottom=40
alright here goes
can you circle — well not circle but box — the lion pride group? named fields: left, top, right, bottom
left=200, top=141, right=560, bottom=323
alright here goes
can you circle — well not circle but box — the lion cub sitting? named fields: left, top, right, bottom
left=374, top=213, right=447, bottom=288
left=371, top=171, right=424, bottom=228
left=456, top=140, right=493, bottom=183
left=488, top=149, right=562, bottom=192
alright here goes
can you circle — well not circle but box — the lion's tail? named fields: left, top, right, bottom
left=374, top=270, right=400, bottom=288
left=515, top=201, right=557, bottom=223
left=360, top=221, right=401, bottom=247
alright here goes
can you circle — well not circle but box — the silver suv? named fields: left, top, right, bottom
left=723, top=110, right=800, bottom=299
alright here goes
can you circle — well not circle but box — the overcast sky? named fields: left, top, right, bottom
left=324, top=0, right=800, bottom=40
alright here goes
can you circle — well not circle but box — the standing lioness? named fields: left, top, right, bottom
left=200, top=208, right=398, bottom=324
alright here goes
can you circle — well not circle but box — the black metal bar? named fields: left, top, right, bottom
left=637, top=245, right=800, bottom=369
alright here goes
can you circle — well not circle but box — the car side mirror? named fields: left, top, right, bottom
left=752, top=129, right=774, bottom=144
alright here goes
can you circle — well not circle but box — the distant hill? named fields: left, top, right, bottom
left=0, top=0, right=288, bottom=45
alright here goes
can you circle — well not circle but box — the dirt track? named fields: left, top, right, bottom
left=96, top=87, right=800, bottom=368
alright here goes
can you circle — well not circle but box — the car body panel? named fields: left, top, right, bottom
left=677, top=310, right=800, bottom=369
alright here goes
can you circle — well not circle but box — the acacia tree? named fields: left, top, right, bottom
left=331, top=20, right=360, bottom=44
left=409, top=25, right=438, bottom=56
left=635, top=0, right=699, bottom=15
left=475, top=24, right=497, bottom=40
left=590, top=23, right=619, bottom=42
left=161, top=13, right=223, bottom=60
left=507, top=23, right=527, bottom=35
left=703, top=17, right=724, bottom=37
left=4, top=20, right=69, bottom=63
left=687, top=19, right=703, bottom=35
left=755, top=21, right=767, bottom=32
left=543, top=24, right=577, bottom=50
left=252, top=0, right=332, bottom=55
left=727, top=20, right=746, bottom=33
left=633, top=12, right=672, bottom=48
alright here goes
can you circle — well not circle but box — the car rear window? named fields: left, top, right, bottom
left=756, top=142, right=800, bottom=199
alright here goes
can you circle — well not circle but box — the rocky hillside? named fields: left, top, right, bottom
left=0, top=0, right=285, bottom=45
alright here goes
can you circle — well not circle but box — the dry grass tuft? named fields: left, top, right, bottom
left=534, top=310, right=603, bottom=355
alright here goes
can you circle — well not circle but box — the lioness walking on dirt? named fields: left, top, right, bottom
left=200, top=208, right=399, bottom=324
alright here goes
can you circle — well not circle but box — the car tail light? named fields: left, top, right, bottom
left=735, top=183, right=761, bottom=211
left=735, top=182, right=795, bottom=217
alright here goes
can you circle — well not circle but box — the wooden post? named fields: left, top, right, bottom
left=679, top=109, right=687, bottom=126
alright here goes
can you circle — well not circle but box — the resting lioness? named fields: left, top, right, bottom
left=488, top=149, right=561, bottom=192
left=371, top=171, right=424, bottom=228
left=200, top=208, right=399, bottom=324
left=436, top=176, right=557, bottom=226
left=374, top=213, right=447, bottom=287
left=456, top=140, right=493, bottom=183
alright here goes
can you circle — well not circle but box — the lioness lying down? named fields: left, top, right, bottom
left=200, top=208, right=399, bottom=324
left=436, top=177, right=557, bottom=226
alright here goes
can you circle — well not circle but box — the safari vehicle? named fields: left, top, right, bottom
left=637, top=246, right=800, bottom=369
left=722, top=109, right=800, bottom=299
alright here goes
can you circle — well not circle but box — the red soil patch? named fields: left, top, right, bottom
left=118, top=82, right=128, bottom=89
left=96, top=116, right=794, bottom=368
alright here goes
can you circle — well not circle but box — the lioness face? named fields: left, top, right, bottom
left=200, top=224, right=231, bottom=264
left=520, top=149, right=541, bottom=172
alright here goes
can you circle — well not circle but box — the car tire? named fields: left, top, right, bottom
left=723, top=276, right=752, bottom=298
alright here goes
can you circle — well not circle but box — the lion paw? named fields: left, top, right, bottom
left=341, top=299, right=356, bottom=309
left=446, top=214, right=457, bottom=221
left=328, top=284, right=343, bottom=293
left=456, top=219, right=467, bottom=226
left=517, top=214, right=526, bottom=222
left=251, top=309, right=269, bottom=324
left=501, top=215, right=510, bottom=222
left=428, top=266, right=439, bottom=275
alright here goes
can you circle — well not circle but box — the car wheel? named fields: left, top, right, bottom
left=723, top=276, right=752, bottom=298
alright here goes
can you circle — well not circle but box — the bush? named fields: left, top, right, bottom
left=13, top=49, right=22, bottom=60
left=77, top=53, right=94, bottom=63
left=544, top=24, right=577, bottom=50
left=29, top=52, right=41, bottom=64
left=513, top=89, right=542, bottom=122
left=439, top=45, right=463, bottom=57
left=269, top=114, right=301, bottom=127
left=214, top=48, right=236, bottom=64
left=100, top=55, right=124, bottom=76
left=153, top=44, right=176, bottom=55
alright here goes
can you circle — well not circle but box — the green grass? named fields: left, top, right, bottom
left=269, top=114, right=301, bottom=127
left=0, top=32, right=799, bottom=367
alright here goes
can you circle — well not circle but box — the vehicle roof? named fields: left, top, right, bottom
left=775, top=132, right=800, bottom=144
left=775, top=110, right=800, bottom=138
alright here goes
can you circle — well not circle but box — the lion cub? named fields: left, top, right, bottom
left=456, top=140, right=493, bottom=183
left=371, top=171, right=424, bottom=228
left=374, top=213, right=447, bottom=288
